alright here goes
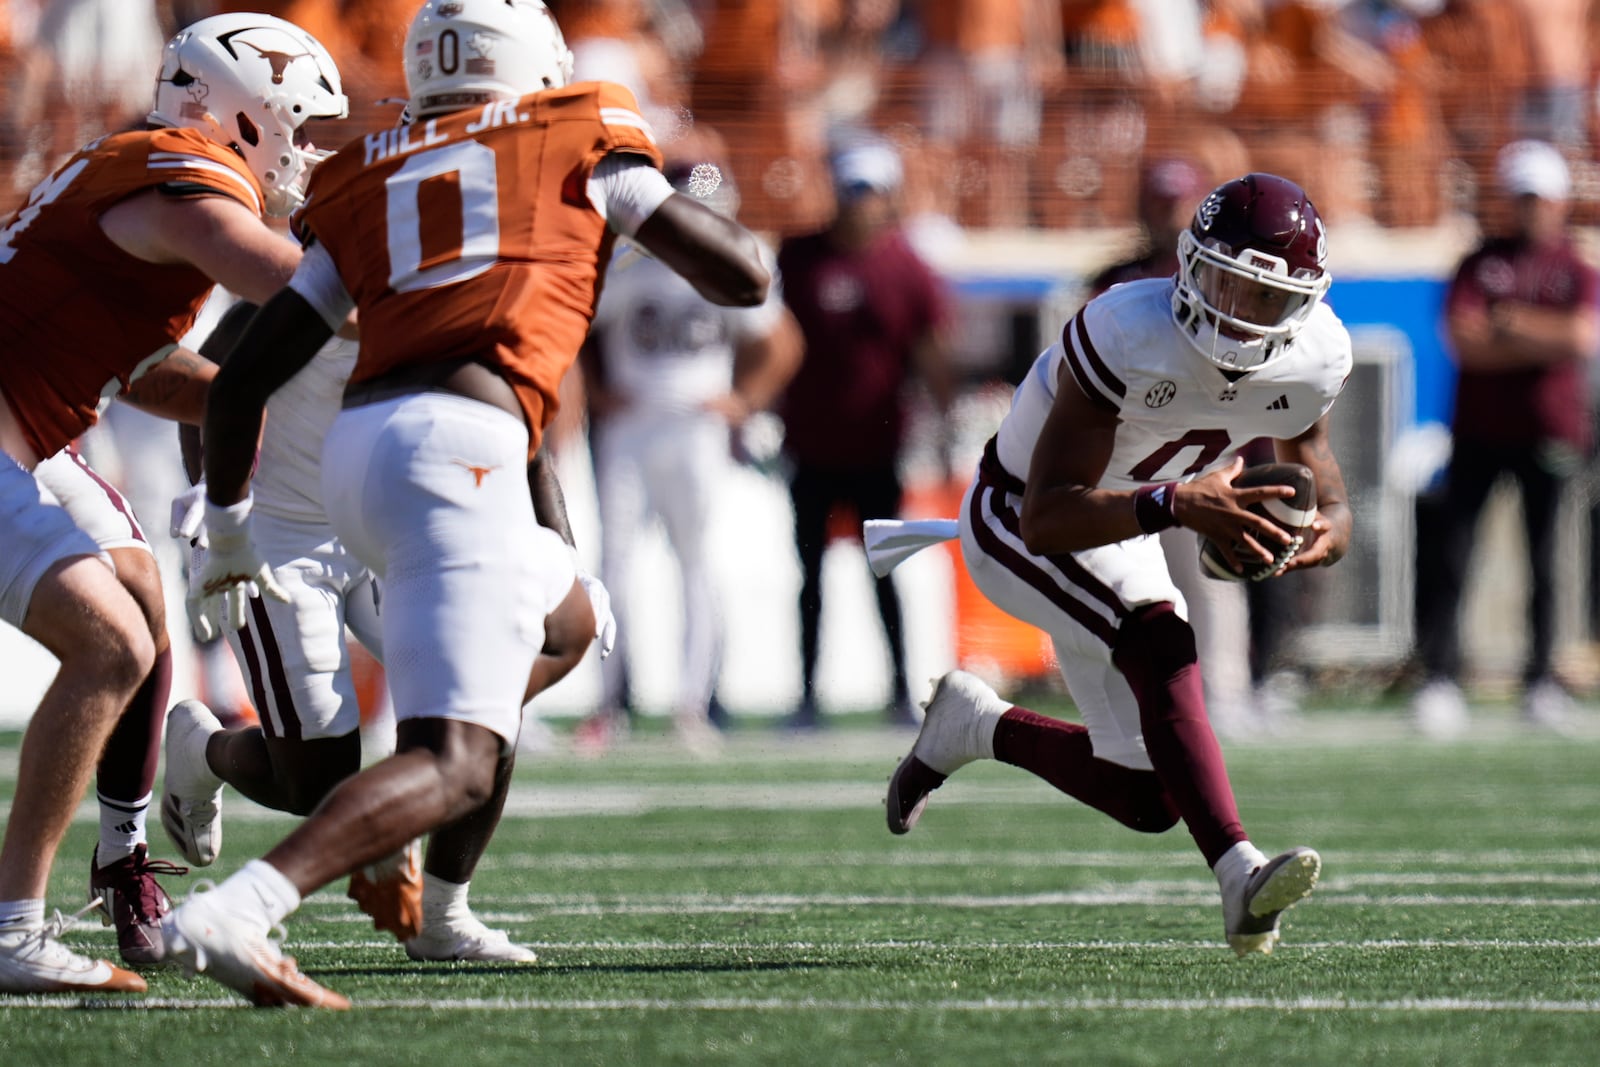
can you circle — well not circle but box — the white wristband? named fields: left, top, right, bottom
left=204, top=494, right=254, bottom=543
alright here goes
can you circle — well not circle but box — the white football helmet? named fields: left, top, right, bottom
left=405, top=0, right=575, bottom=120
left=148, top=13, right=347, bottom=216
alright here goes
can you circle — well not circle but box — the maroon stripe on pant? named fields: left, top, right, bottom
left=985, top=487, right=1128, bottom=620
left=64, top=443, right=145, bottom=545
left=234, top=623, right=276, bottom=738
left=967, top=480, right=1120, bottom=648
left=247, top=595, right=301, bottom=741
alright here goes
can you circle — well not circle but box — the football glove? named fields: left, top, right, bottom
left=576, top=571, right=617, bottom=659
left=186, top=495, right=288, bottom=642
left=170, top=481, right=208, bottom=548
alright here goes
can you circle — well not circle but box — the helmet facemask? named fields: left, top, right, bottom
left=1173, top=229, right=1330, bottom=371
left=149, top=13, right=347, bottom=216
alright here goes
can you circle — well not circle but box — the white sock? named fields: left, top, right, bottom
left=1212, top=840, right=1268, bottom=887
left=96, top=790, right=150, bottom=864
left=0, top=899, right=45, bottom=930
left=421, top=872, right=470, bottom=927
left=210, top=860, right=303, bottom=932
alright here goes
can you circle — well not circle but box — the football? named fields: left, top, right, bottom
left=1197, top=462, right=1317, bottom=582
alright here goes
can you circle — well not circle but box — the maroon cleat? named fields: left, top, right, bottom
left=89, top=844, right=189, bottom=967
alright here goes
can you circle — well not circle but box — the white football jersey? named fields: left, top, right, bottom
left=254, top=335, right=359, bottom=520
left=591, top=242, right=784, bottom=415
left=994, top=278, right=1352, bottom=491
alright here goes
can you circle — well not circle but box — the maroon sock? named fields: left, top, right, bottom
left=96, top=647, right=173, bottom=801
left=1111, top=603, right=1245, bottom=867
left=993, top=707, right=1178, bottom=833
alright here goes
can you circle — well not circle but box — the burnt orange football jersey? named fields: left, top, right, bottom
left=0, top=127, right=263, bottom=460
left=295, top=81, right=663, bottom=456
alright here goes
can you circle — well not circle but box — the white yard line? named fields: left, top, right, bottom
left=274, top=936, right=1600, bottom=952
left=10, top=994, right=1600, bottom=1013
left=286, top=887, right=1600, bottom=914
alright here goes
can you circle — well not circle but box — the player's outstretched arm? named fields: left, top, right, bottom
left=1274, top=414, right=1352, bottom=572
left=101, top=191, right=302, bottom=306
left=120, top=345, right=218, bottom=426
left=632, top=192, right=770, bottom=308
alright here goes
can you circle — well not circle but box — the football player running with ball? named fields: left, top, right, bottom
left=164, top=0, right=769, bottom=1007
left=876, top=173, right=1354, bottom=956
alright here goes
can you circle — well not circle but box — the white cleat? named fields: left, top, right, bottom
left=161, top=889, right=349, bottom=1009
left=161, top=699, right=225, bottom=867
left=1411, top=679, right=1468, bottom=741
left=1522, top=678, right=1578, bottom=737
left=0, top=902, right=146, bottom=994
left=1220, top=846, right=1321, bottom=957
left=885, top=670, right=1008, bottom=835
left=405, top=914, right=538, bottom=963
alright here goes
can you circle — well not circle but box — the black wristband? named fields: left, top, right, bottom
left=1134, top=482, right=1180, bottom=534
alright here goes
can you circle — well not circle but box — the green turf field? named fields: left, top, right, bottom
left=1, top=702, right=1597, bottom=1066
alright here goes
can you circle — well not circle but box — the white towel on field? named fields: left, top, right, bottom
left=862, top=518, right=960, bottom=578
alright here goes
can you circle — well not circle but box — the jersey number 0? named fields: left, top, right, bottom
left=385, top=140, right=501, bottom=293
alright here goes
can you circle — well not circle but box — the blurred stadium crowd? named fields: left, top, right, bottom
left=3, top=1, right=1600, bottom=232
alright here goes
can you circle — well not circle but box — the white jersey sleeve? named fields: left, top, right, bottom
left=589, top=153, right=674, bottom=237
left=287, top=240, right=355, bottom=331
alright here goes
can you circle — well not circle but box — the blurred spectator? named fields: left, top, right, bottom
left=577, top=130, right=803, bottom=755
left=777, top=139, right=955, bottom=727
left=9, top=0, right=166, bottom=192
left=1508, top=0, right=1591, bottom=149
left=689, top=1, right=836, bottom=233
left=1089, top=156, right=1209, bottom=292
left=1411, top=140, right=1599, bottom=738
left=557, top=0, right=692, bottom=138
left=1420, top=0, right=1532, bottom=215
left=911, top=0, right=1061, bottom=227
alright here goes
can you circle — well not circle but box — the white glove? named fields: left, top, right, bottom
left=577, top=571, right=617, bottom=659
left=170, top=481, right=208, bottom=548
left=186, top=495, right=288, bottom=643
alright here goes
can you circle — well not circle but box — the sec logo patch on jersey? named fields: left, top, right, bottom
left=1198, top=463, right=1317, bottom=581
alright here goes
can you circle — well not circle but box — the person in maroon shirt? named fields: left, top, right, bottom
left=1412, top=139, right=1600, bottom=738
left=777, top=140, right=955, bottom=727
left=1088, top=157, right=1209, bottom=299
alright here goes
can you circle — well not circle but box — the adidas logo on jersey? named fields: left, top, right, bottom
left=1266, top=395, right=1290, bottom=411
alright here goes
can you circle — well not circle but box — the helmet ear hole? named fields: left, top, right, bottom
left=235, top=112, right=260, bottom=147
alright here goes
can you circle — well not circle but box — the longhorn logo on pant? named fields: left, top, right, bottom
left=454, top=460, right=499, bottom=487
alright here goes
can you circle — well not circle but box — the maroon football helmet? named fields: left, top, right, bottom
left=1171, top=173, right=1332, bottom=371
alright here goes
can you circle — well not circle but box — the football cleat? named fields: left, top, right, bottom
left=161, top=699, right=226, bottom=866
left=347, top=839, right=423, bottom=942
left=1411, top=679, right=1468, bottom=741
left=405, top=913, right=538, bottom=963
left=885, top=670, right=1007, bottom=835
left=673, top=712, right=724, bottom=760
left=0, top=901, right=147, bottom=994
left=161, top=888, right=348, bottom=1009
left=89, top=843, right=188, bottom=966
left=1220, top=846, right=1321, bottom=957
left=1522, top=678, right=1577, bottom=737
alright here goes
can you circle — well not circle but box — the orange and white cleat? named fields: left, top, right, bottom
left=161, top=890, right=348, bottom=1009
left=0, top=901, right=147, bottom=995
left=346, top=839, right=423, bottom=942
